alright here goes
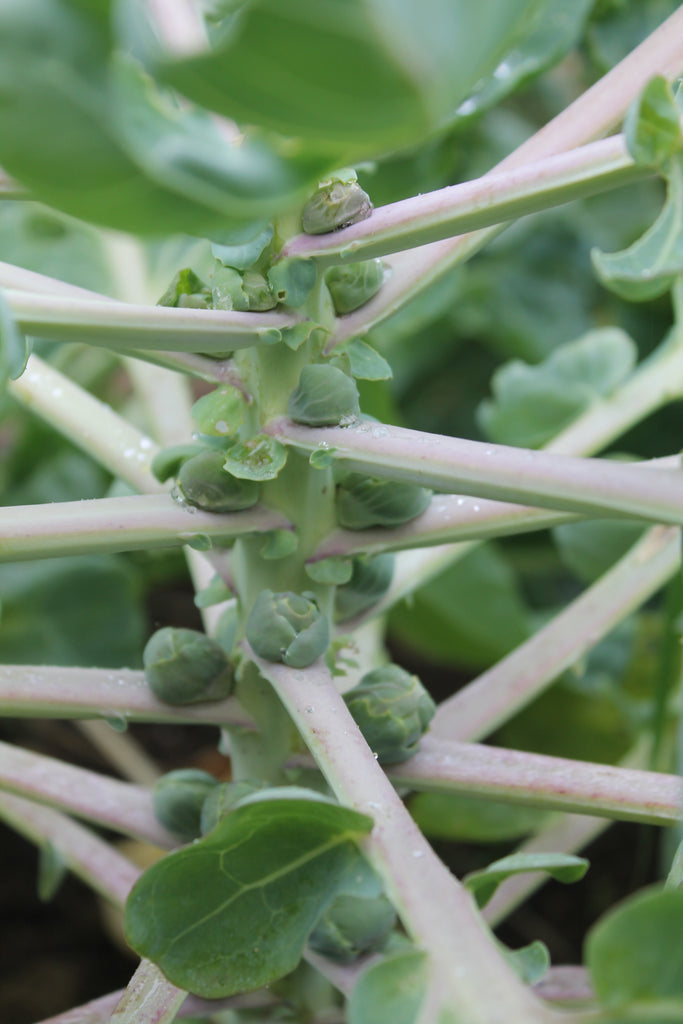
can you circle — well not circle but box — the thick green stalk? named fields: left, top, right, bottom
left=108, top=961, right=187, bottom=1024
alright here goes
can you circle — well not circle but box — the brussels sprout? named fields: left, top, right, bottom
left=343, top=665, right=435, bottom=764
left=200, top=779, right=265, bottom=835
left=336, top=473, right=432, bottom=530
left=143, top=627, right=234, bottom=705
left=309, top=892, right=396, bottom=963
left=302, top=179, right=373, bottom=235
left=246, top=590, right=330, bottom=668
left=288, top=364, right=360, bottom=426
left=335, top=554, right=395, bottom=621
left=325, top=259, right=384, bottom=315
left=176, top=450, right=260, bottom=512
left=153, top=769, right=219, bottom=842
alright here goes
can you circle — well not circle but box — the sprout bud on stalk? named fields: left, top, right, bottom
left=143, top=627, right=234, bottom=705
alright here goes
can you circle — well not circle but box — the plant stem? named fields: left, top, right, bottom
left=0, top=740, right=176, bottom=846
left=36, top=988, right=278, bottom=1024
left=270, top=417, right=683, bottom=524
left=0, top=493, right=289, bottom=562
left=253, top=650, right=557, bottom=1024
left=0, top=664, right=254, bottom=727
left=283, top=135, right=648, bottom=266
left=108, top=960, right=187, bottom=1024
left=0, top=791, right=140, bottom=906
left=6, top=289, right=296, bottom=353
left=432, top=525, right=680, bottom=741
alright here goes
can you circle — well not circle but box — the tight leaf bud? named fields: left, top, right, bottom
left=288, top=364, right=360, bottom=426
left=336, top=473, right=431, bottom=529
left=143, top=627, right=234, bottom=705
left=153, top=769, right=219, bottom=842
left=309, top=892, right=396, bottom=963
left=335, top=554, right=395, bottom=621
left=325, top=259, right=384, bottom=315
left=246, top=590, right=330, bottom=668
left=343, top=665, right=435, bottom=764
left=302, top=179, right=372, bottom=235
left=176, top=450, right=260, bottom=512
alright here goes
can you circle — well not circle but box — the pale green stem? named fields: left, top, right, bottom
left=329, top=3, right=683, bottom=345
left=108, top=960, right=187, bottom=1024
left=0, top=791, right=140, bottom=906
left=0, top=664, right=253, bottom=727
left=283, top=135, right=648, bottom=267
left=432, top=525, right=680, bottom=742
left=9, top=355, right=164, bottom=492
left=387, top=736, right=683, bottom=826
left=75, top=720, right=160, bottom=786
left=6, top=288, right=296, bottom=353
left=252, top=649, right=557, bottom=1024
left=0, top=493, right=289, bottom=562
left=37, top=989, right=278, bottom=1024
left=0, top=740, right=176, bottom=847
left=270, top=417, right=683, bottom=525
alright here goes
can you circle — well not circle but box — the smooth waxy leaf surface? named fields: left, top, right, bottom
left=478, top=328, right=637, bottom=447
left=125, top=793, right=373, bottom=997
left=348, top=949, right=428, bottom=1024
left=464, top=852, right=589, bottom=908
left=586, top=887, right=683, bottom=1015
left=162, top=0, right=542, bottom=158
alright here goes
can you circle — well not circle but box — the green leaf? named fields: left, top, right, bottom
left=260, top=529, right=300, bottom=560
left=500, top=940, right=550, bottom=986
left=281, top=322, right=328, bottom=352
left=223, top=435, right=288, bottom=481
left=37, top=842, right=68, bottom=902
left=211, top=221, right=274, bottom=270
left=192, top=387, right=246, bottom=438
left=161, top=0, right=542, bottom=158
left=624, top=76, right=683, bottom=168
left=408, top=791, right=548, bottom=843
left=553, top=520, right=646, bottom=584
left=309, top=445, right=338, bottom=469
left=194, top=574, right=233, bottom=609
left=267, top=259, right=317, bottom=308
left=348, top=950, right=428, bottom=1024
left=346, top=339, right=393, bottom=381
left=592, top=158, right=683, bottom=301
left=464, top=852, right=589, bottom=908
left=305, top=557, right=353, bottom=585
left=124, top=793, right=373, bottom=998
left=586, top=887, right=683, bottom=1010
left=478, top=328, right=637, bottom=448
left=0, top=287, right=30, bottom=385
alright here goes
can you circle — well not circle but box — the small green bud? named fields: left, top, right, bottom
left=200, top=779, right=265, bottom=835
left=143, top=626, right=234, bottom=705
left=158, top=268, right=210, bottom=308
left=151, top=443, right=205, bottom=483
left=176, top=450, right=260, bottom=512
left=246, top=590, right=330, bottom=668
left=325, top=259, right=384, bottom=315
left=288, top=364, right=360, bottom=426
left=343, top=664, right=435, bottom=764
left=209, top=264, right=250, bottom=311
left=335, top=554, right=395, bottom=622
left=336, top=473, right=432, bottom=530
left=153, top=769, right=219, bottom=842
left=309, top=892, right=396, bottom=963
left=302, top=179, right=372, bottom=235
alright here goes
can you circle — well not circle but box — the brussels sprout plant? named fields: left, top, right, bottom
left=1, top=3, right=683, bottom=1024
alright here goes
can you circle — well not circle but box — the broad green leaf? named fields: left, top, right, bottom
left=161, top=0, right=542, bottom=158
left=452, top=0, right=593, bottom=127
left=500, top=940, right=550, bottom=985
left=553, top=520, right=645, bottom=584
left=211, top=221, right=274, bottom=270
left=124, top=794, right=373, bottom=998
left=0, top=287, right=30, bottom=385
left=464, top=852, right=589, bottom=908
left=478, top=328, right=637, bottom=448
left=0, top=1, right=328, bottom=234
left=223, top=435, right=288, bottom=481
left=305, top=557, right=353, bottom=585
left=267, top=259, right=317, bottom=308
left=592, top=158, right=683, bottom=301
left=348, top=950, right=428, bottom=1024
left=346, top=339, right=393, bottom=381
left=586, top=887, right=683, bottom=1010
left=624, top=76, right=683, bottom=168
left=192, top=387, right=246, bottom=438
left=388, top=544, right=531, bottom=670
left=408, top=791, right=548, bottom=843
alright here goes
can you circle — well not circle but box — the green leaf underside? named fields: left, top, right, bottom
left=161, top=0, right=541, bottom=157
left=478, top=327, right=637, bottom=447
left=464, top=852, right=589, bottom=908
left=591, top=158, right=683, bottom=301
left=124, top=796, right=372, bottom=998
left=587, top=887, right=683, bottom=1011
left=348, top=949, right=428, bottom=1024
